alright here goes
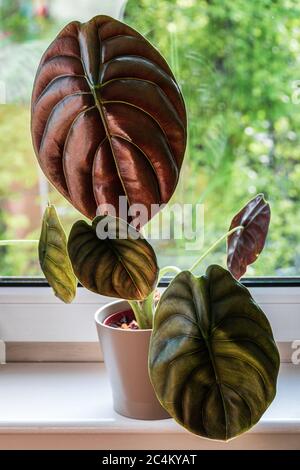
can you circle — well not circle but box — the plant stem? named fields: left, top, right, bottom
left=189, top=225, right=244, bottom=273
left=130, top=267, right=182, bottom=330
left=158, top=265, right=181, bottom=283
left=141, top=290, right=155, bottom=327
left=0, top=240, right=39, bottom=245
left=128, top=300, right=152, bottom=330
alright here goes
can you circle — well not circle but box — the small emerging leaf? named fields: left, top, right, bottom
left=39, top=205, right=77, bottom=303
left=68, top=215, right=158, bottom=301
left=149, top=265, right=279, bottom=441
left=227, top=194, right=270, bottom=279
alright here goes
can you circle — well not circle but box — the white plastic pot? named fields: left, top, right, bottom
left=95, top=300, right=169, bottom=420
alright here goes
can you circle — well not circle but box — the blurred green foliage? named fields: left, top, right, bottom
left=0, top=0, right=52, bottom=42
left=126, top=0, right=300, bottom=275
left=0, top=1, right=54, bottom=275
left=0, top=105, right=39, bottom=275
left=1, top=0, right=300, bottom=276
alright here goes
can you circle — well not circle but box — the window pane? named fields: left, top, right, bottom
left=0, top=1, right=124, bottom=277
left=125, top=0, right=300, bottom=276
left=0, top=0, right=299, bottom=277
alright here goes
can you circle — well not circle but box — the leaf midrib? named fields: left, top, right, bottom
left=191, top=275, right=229, bottom=440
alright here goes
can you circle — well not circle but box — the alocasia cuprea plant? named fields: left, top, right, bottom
left=37, top=193, right=279, bottom=440
left=29, top=15, right=279, bottom=441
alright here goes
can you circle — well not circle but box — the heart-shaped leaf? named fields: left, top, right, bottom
left=149, top=265, right=279, bottom=441
left=39, top=205, right=77, bottom=303
left=227, top=194, right=271, bottom=279
left=31, top=15, right=187, bottom=224
left=67, top=215, right=158, bottom=300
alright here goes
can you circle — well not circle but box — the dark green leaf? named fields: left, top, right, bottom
left=68, top=215, right=158, bottom=300
left=149, top=265, right=279, bottom=441
left=227, top=194, right=271, bottom=279
left=39, top=205, right=77, bottom=303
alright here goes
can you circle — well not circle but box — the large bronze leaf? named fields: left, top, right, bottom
left=39, top=205, right=77, bottom=303
left=31, top=15, right=187, bottom=223
left=149, top=265, right=279, bottom=441
left=227, top=194, right=271, bottom=279
left=67, top=215, right=158, bottom=300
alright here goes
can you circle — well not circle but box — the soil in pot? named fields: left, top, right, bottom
left=103, top=309, right=139, bottom=330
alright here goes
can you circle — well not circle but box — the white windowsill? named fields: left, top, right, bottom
left=0, top=362, right=299, bottom=450
left=0, top=285, right=300, bottom=448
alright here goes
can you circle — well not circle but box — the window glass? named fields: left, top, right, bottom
left=1, top=0, right=299, bottom=277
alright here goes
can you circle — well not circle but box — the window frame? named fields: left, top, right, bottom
left=1, top=277, right=300, bottom=287
left=0, top=278, right=299, bottom=356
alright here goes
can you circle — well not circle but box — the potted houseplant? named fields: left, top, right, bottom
left=31, top=15, right=280, bottom=440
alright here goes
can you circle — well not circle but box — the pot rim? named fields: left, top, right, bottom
left=95, top=299, right=152, bottom=332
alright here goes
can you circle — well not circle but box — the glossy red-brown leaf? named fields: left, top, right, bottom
left=227, top=194, right=271, bottom=279
left=31, top=15, right=187, bottom=224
